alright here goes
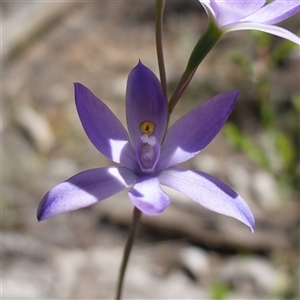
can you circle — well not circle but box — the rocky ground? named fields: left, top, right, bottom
left=2, top=2, right=299, bottom=299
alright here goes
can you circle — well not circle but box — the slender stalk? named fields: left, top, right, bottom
left=168, top=22, right=223, bottom=114
left=155, top=0, right=167, bottom=98
left=115, top=207, right=142, bottom=300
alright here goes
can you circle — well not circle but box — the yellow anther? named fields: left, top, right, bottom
left=139, top=120, right=156, bottom=135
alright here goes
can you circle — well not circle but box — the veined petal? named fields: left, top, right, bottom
left=205, top=0, right=265, bottom=27
left=126, top=61, right=168, bottom=145
left=157, top=91, right=239, bottom=171
left=158, top=167, right=255, bottom=232
left=74, top=83, right=138, bottom=170
left=128, top=175, right=170, bottom=215
left=38, top=167, right=137, bottom=221
left=242, top=1, right=300, bottom=25
left=225, top=22, right=300, bottom=45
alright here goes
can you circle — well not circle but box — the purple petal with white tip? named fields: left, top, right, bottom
left=157, top=90, right=239, bottom=171
left=158, top=167, right=255, bottom=232
left=242, top=1, right=300, bottom=25
left=38, top=167, right=137, bottom=221
left=202, top=0, right=265, bottom=27
left=128, top=175, right=170, bottom=215
left=126, top=61, right=168, bottom=145
left=75, top=83, right=138, bottom=171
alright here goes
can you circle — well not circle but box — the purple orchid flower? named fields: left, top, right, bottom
left=200, top=0, right=300, bottom=44
left=37, top=62, right=255, bottom=232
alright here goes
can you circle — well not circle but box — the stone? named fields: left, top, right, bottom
left=251, top=170, right=279, bottom=210
left=178, top=246, right=210, bottom=280
left=15, top=105, right=55, bottom=154
left=218, top=256, right=276, bottom=295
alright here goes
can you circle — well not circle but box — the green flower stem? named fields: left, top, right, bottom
left=115, top=207, right=142, bottom=300
left=168, top=22, right=223, bottom=114
left=156, top=0, right=167, bottom=98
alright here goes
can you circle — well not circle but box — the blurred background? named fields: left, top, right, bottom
left=2, top=1, right=299, bottom=299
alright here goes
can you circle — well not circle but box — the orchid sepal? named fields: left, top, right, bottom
left=224, top=22, right=300, bottom=46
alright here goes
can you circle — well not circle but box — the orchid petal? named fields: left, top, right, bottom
left=126, top=61, right=168, bottom=145
left=158, top=167, right=255, bottom=232
left=38, top=167, right=137, bottom=221
left=74, top=83, right=138, bottom=170
left=242, top=1, right=300, bottom=25
left=205, top=0, right=265, bottom=27
left=157, top=91, right=239, bottom=171
left=128, top=175, right=170, bottom=215
left=225, top=22, right=300, bottom=45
